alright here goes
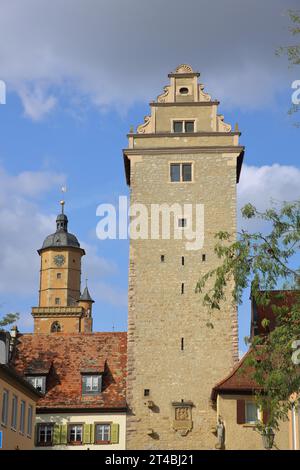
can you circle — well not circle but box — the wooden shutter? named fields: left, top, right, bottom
left=91, top=423, right=95, bottom=444
left=236, top=400, right=246, bottom=424
left=83, top=424, right=92, bottom=444
left=53, top=424, right=61, bottom=445
left=263, top=409, right=270, bottom=425
left=60, top=424, right=68, bottom=444
left=110, top=423, right=119, bottom=444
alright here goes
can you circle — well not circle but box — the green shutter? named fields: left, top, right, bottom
left=53, top=424, right=61, bottom=445
left=83, top=423, right=91, bottom=444
left=60, top=424, right=68, bottom=444
left=91, top=424, right=95, bottom=444
left=110, top=423, right=119, bottom=444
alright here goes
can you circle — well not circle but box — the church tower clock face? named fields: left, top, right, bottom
left=53, top=254, right=65, bottom=267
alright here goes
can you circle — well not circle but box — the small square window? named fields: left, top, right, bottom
left=68, top=424, right=83, bottom=444
left=95, top=423, right=110, bottom=444
left=144, top=389, right=150, bottom=397
left=173, top=121, right=183, bottom=133
left=37, top=423, right=54, bottom=446
left=82, top=375, right=102, bottom=395
left=27, top=376, right=46, bottom=394
left=178, top=218, right=187, bottom=228
left=160, top=255, right=165, bottom=263
left=55, top=297, right=60, bottom=305
left=185, top=121, right=194, bottom=132
left=57, top=273, right=62, bottom=279
left=182, top=164, right=192, bottom=182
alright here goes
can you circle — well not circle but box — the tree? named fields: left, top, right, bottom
left=0, top=312, right=20, bottom=331
left=276, top=10, right=300, bottom=121
left=196, top=200, right=300, bottom=431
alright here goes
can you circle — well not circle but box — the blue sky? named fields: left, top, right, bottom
left=0, top=0, right=299, bottom=355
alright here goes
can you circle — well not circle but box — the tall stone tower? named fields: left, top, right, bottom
left=124, top=65, right=244, bottom=449
left=32, top=201, right=94, bottom=334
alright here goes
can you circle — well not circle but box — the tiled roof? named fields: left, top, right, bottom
left=211, top=350, right=261, bottom=401
left=251, top=290, right=299, bottom=338
left=14, top=332, right=127, bottom=411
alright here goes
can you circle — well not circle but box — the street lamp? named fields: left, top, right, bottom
left=261, top=427, right=275, bottom=449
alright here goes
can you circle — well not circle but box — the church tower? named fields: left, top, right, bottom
left=124, top=65, right=244, bottom=449
left=32, top=201, right=94, bottom=334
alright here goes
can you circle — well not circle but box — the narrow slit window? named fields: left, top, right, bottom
left=181, top=338, right=184, bottom=351
left=181, top=283, right=185, bottom=294
left=178, top=218, right=187, bottom=228
left=160, top=255, right=165, bottom=263
left=181, top=256, right=184, bottom=266
left=202, top=254, right=206, bottom=262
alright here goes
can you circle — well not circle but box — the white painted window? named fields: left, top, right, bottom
left=68, top=424, right=83, bottom=443
left=95, top=423, right=111, bottom=443
left=82, top=375, right=102, bottom=395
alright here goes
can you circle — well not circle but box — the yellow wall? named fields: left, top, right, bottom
left=0, top=375, right=37, bottom=450
left=217, top=394, right=290, bottom=450
left=35, top=413, right=126, bottom=450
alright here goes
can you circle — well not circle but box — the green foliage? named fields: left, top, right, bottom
left=0, top=312, right=19, bottom=331
left=196, top=200, right=300, bottom=431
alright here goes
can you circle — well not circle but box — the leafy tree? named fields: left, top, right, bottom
left=196, top=200, right=300, bottom=432
left=0, top=312, right=19, bottom=331
left=276, top=10, right=300, bottom=121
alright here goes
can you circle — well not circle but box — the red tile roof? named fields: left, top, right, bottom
left=251, top=290, right=299, bottom=338
left=14, top=332, right=127, bottom=411
left=211, top=350, right=261, bottom=401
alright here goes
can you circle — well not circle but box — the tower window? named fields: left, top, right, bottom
left=179, top=87, right=189, bottom=95
left=57, top=273, right=62, bottom=279
left=181, top=256, right=185, bottom=266
left=181, top=338, right=184, bottom=351
left=55, top=298, right=60, bottom=305
left=181, top=283, right=185, bottom=294
left=160, top=255, right=165, bottom=263
left=144, top=389, right=150, bottom=397
left=178, top=218, right=187, bottom=228
left=170, top=163, right=192, bottom=182
left=202, top=254, right=206, bottom=262
left=172, top=120, right=195, bottom=133
left=51, top=321, right=61, bottom=333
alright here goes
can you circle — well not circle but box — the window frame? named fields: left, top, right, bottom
left=1, top=389, right=9, bottom=426
left=81, top=374, right=102, bottom=396
left=19, top=400, right=26, bottom=434
left=245, top=400, right=260, bottom=425
left=169, top=162, right=193, bottom=183
left=26, top=375, right=46, bottom=394
left=171, top=119, right=196, bottom=133
left=95, top=422, right=111, bottom=445
left=27, top=405, right=33, bottom=438
left=68, top=423, right=83, bottom=445
left=11, top=394, right=18, bottom=431
left=36, top=422, right=54, bottom=447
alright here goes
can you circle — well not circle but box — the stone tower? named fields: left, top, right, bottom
left=32, top=201, right=94, bottom=334
left=124, top=65, right=244, bottom=449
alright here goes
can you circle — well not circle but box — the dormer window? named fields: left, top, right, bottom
left=27, top=376, right=46, bottom=394
left=82, top=374, right=102, bottom=395
left=172, top=120, right=195, bottom=133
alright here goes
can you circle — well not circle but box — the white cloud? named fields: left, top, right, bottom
left=237, top=163, right=300, bottom=230
left=0, top=0, right=298, bottom=119
left=18, top=84, right=57, bottom=121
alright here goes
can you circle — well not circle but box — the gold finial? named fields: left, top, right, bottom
left=129, top=125, right=134, bottom=134
left=60, top=200, right=65, bottom=214
left=234, top=122, right=239, bottom=132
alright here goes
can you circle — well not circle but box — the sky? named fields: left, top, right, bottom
left=0, top=0, right=299, bottom=354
